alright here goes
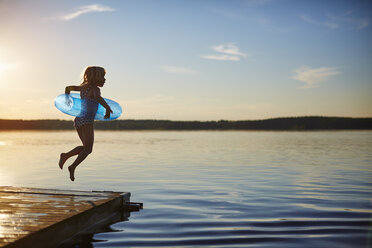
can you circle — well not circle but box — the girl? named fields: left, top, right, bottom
left=59, top=66, right=112, bottom=181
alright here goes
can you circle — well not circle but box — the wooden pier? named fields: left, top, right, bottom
left=0, top=186, right=141, bottom=248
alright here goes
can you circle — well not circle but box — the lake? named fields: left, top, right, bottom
left=0, top=130, right=371, bottom=247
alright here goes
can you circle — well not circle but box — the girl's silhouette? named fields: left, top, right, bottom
left=59, top=66, right=112, bottom=181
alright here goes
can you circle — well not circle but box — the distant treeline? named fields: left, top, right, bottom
left=0, top=117, right=372, bottom=130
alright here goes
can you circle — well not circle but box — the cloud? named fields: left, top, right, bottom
left=300, top=14, right=338, bottom=29
left=161, top=65, right=196, bottom=74
left=201, top=54, right=241, bottom=61
left=210, top=8, right=243, bottom=20
left=201, top=43, right=247, bottom=61
left=59, top=4, right=115, bottom=21
left=212, top=44, right=247, bottom=57
left=244, top=0, right=276, bottom=5
left=356, top=19, right=369, bottom=30
left=300, top=13, right=369, bottom=30
left=292, top=66, right=340, bottom=88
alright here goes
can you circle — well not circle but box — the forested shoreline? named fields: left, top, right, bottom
left=0, top=117, right=371, bottom=130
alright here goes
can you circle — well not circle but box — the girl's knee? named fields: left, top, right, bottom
left=83, top=146, right=93, bottom=154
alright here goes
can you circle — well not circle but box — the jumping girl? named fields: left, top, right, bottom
left=58, top=66, right=112, bottom=181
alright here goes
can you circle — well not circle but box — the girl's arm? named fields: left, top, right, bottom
left=65, top=85, right=81, bottom=94
left=93, top=87, right=113, bottom=119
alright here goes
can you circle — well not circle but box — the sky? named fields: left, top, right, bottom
left=0, top=0, right=371, bottom=120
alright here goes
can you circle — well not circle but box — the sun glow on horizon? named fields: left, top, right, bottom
left=0, top=61, right=17, bottom=74
left=0, top=61, right=7, bottom=73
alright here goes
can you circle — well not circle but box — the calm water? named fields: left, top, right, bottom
left=0, top=130, right=371, bottom=247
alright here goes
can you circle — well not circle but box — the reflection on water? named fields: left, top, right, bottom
left=59, top=211, right=131, bottom=248
left=0, top=130, right=371, bottom=247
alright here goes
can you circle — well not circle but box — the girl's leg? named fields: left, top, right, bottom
left=59, top=128, right=85, bottom=169
left=68, top=124, right=94, bottom=181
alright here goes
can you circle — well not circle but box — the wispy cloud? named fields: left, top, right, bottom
left=300, top=15, right=338, bottom=29
left=161, top=65, right=196, bottom=74
left=292, top=66, right=340, bottom=89
left=59, top=4, right=115, bottom=21
left=201, top=43, right=247, bottom=61
left=202, top=54, right=241, bottom=61
left=244, top=0, right=276, bottom=5
left=300, top=12, right=369, bottom=30
left=210, top=8, right=243, bottom=20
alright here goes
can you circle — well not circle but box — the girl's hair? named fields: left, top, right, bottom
left=81, top=66, right=106, bottom=86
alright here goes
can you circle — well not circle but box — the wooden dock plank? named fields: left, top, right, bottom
left=0, top=186, right=130, bottom=248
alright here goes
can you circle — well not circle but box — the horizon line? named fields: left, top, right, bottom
left=1, top=116, right=372, bottom=122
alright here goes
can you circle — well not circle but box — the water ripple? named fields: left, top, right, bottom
left=1, top=131, right=371, bottom=247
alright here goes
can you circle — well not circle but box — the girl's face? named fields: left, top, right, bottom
left=96, top=75, right=106, bottom=87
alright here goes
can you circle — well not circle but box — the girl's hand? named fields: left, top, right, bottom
left=104, top=108, right=113, bottom=119
left=65, top=86, right=72, bottom=94
left=65, top=95, right=72, bottom=107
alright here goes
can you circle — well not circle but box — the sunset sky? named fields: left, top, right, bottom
left=0, top=0, right=371, bottom=120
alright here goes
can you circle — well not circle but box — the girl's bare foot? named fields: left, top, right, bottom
left=68, top=166, right=75, bottom=181
left=59, top=153, right=68, bottom=170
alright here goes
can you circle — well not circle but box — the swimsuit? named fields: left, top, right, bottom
left=73, top=85, right=99, bottom=129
